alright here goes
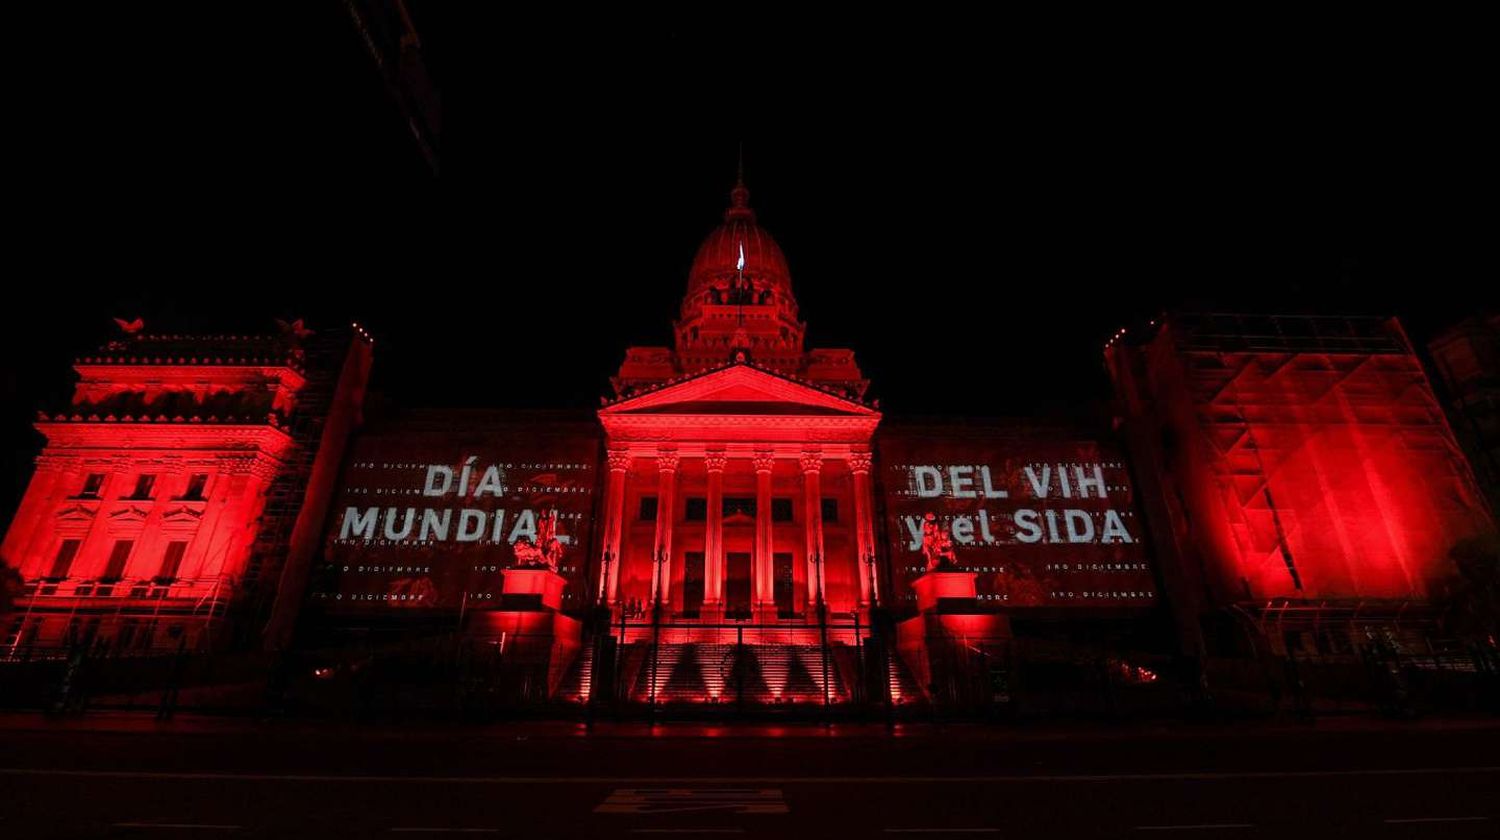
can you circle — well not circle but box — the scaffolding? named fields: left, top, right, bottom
left=241, top=329, right=351, bottom=640
left=1148, top=313, right=1492, bottom=602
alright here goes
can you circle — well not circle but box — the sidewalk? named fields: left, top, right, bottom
left=4, top=707, right=1498, bottom=741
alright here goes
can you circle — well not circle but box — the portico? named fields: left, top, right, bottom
left=597, top=363, right=881, bottom=625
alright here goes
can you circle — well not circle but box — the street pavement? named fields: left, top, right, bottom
left=0, top=713, right=1496, bottom=838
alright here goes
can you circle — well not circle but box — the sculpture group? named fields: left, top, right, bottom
left=511, top=509, right=565, bottom=572
left=920, top=511, right=958, bottom=572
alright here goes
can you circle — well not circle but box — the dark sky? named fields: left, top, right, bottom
left=2, top=6, right=1493, bottom=519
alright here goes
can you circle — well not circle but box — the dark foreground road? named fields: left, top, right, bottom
left=1, top=714, right=1496, bottom=839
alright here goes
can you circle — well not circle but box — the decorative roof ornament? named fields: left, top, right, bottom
left=275, top=318, right=316, bottom=341
left=726, top=151, right=754, bottom=223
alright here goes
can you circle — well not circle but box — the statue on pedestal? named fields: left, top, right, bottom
left=511, top=509, right=565, bottom=572
left=920, top=512, right=958, bottom=572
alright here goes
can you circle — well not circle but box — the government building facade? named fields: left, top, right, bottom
left=2, top=176, right=1495, bottom=715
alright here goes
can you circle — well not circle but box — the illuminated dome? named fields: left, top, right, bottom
left=660, top=172, right=815, bottom=387
left=685, top=179, right=794, bottom=305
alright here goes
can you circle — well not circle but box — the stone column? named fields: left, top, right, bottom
left=3, top=456, right=72, bottom=577
left=753, top=448, right=775, bottom=612
left=703, top=448, right=726, bottom=613
left=650, top=447, right=679, bottom=608
left=801, top=448, right=825, bottom=606
left=176, top=455, right=265, bottom=597
left=600, top=447, right=631, bottom=605
left=850, top=450, right=878, bottom=607
left=181, top=460, right=235, bottom=585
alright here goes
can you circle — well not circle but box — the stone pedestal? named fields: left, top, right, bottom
left=500, top=568, right=567, bottom=611
left=910, top=569, right=979, bottom=612
left=897, top=570, right=1010, bottom=706
left=461, top=568, right=579, bottom=700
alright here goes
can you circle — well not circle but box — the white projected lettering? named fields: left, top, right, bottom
left=423, top=457, right=509, bottom=498
left=320, top=439, right=600, bottom=613
left=897, top=461, right=1134, bottom=548
left=337, top=504, right=561, bottom=546
left=883, top=442, right=1154, bottom=607
left=335, top=456, right=571, bottom=547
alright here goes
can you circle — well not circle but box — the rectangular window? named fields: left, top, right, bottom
left=1282, top=629, right=1306, bottom=655
left=725, top=552, right=752, bottom=618
left=638, top=496, right=658, bottom=522
left=128, top=474, right=156, bottom=500
left=47, top=539, right=82, bottom=580
left=181, top=474, right=209, bottom=501
left=101, top=540, right=134, bottom=582
left=821, top=498, right=839, bottom=523
left=79, top=474, right=105, bottom=498
left=723, top=497, right=755, bottom=518
left=684, top=497, right=707, bottom=522
left=138, top=620, right=158, bottom=651
left=117, top=619, right=140, bottom=652
left=771, top=498, right=794, bottom=522
left=82, top=618, right=101, bottom=648
left=682, top=552, right=705, bottom=615
left=773, top=552, right=795, bottom=615
left=157, top=541, right=188, bottom=582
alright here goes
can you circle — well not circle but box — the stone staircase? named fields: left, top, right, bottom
left=620, top=642, right=852, bottom=705
left=561, top=638, right=924, bottom=708
left=555, top=639, right=596, bottom=703
left=887, top=649, right=926, bottom=705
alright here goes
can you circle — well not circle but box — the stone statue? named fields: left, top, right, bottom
left=512, top=508, right=565, bottom=572
left=275, top=318, right=315, bottom=341
left=920, top=512, right=958, bottom=571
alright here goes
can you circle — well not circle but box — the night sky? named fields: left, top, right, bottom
left=2, top=6, right=1492, bottom=521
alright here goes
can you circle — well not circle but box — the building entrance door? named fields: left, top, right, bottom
left=725, top=552, right=751, bottom=618
left=682, top=552, right=705, bottom=616
left=773, top=552, right=795, bottom=617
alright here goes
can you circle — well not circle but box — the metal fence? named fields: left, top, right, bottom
left=5, top=619, right=1494, bottom=722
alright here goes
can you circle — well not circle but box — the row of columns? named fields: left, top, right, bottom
left=597, top=446, right=879, bottom=613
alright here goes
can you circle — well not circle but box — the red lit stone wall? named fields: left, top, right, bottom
left=313, top=410, right=600, bottom=615
left=878, top=423, right=1156, bottom=611
left=2, top=332, right=310, bottom=653
left=1108, top=315, right=1495, bottom=605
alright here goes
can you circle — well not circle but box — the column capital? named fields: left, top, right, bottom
left=704, top=448, right=727, bottom=473
left=752, top=449, right=776, bottom=474
left=799, top=448, right=823, bottom=474
left=656, top=446, right=680, bottom=473
left=606, top=447, right=632, bottom=472
left=848, top=451, right=873, bottom=475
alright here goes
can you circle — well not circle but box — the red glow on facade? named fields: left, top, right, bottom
left=1109, top=313, right=1496, bottom=608
left=11, top=178, right=1494, bottom=716
left=597, top=177, right=880, bottom=639
left=2, top=328, right=371, bottom=656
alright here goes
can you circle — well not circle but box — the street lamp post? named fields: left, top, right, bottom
left=813, top=552, right=831, bottom=709
left=598, top=549, right=613, bottom=606
left=649, top=548, right=666, bottom=712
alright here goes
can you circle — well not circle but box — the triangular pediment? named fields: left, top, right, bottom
left=161, top=505, right=206, bottom=522
left=107, top=505, right=151, bottom=523
left=56, top=504, right=98, bottom=522
left=601, top=364, right=875, bottom=418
